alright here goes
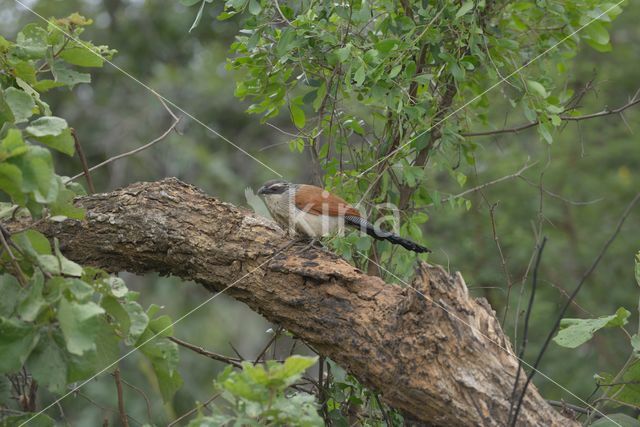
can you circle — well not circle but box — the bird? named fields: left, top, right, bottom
left=257, top=179, right=430, bottom=253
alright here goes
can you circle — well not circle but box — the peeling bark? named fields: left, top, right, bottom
left=26, top=178, right=575, bottom=426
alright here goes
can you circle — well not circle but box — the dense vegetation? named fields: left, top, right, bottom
left=0, top=0, right=638, bottom=425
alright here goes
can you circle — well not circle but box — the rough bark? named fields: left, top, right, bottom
left=28, top=178, right=575, bottom=426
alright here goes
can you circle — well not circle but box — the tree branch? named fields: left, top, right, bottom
left=21, top=178, right=578, bottom=426
left=462, top=90, right=640, bottom=137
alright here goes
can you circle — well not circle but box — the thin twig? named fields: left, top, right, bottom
left=253, top=327, right=282, bottom=365
left=109, top=373, right=153, bottom=423
left=486, top=202, right=514, bottom=326
left=70, top=128, right=95, bottom=193
left=512, top=192, right=640, bottom=423
left=463, top=89, right=640, bottom=137
left=169, top=336, right=243, bottom=368
left=508, top=237, right=547, bottom=426
left=434, top=160, right=536, bottom=206
left=229, top=341, right=245, bottom=360
left=113, top=367, right=130, bottom=427
left=68, top=96, right=180, bottom=182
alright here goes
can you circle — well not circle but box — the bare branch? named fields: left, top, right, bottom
left=71, top=128, right=96, bottom=194
left=169, top=336, right=243, bottom=368
left=68, top=96, right=180, bottom=182
left=463, top=91, right=640, bottom=137
left=113, top=367, right=130, bottom=427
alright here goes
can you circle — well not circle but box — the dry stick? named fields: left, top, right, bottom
left=70, top=128, right=95, bottom=194
left=511, top=192, right=640, bottom=425
left=462, top=89, right=640, bottom=137
left=508, top=237, right=547, bottom=426
left=68, top=96, right=180, bottom=182
left=167, top=392, right=221, bottom=427
left=113, top=367, right=129, bottom=427
left=169, top=336, right=243, bottom=368
left=110, top=373, right=152, bottom=423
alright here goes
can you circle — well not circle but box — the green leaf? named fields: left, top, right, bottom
left=26, top=116, right=68, bottom=137
left=27, top=332, right=67, bottom=394
left=290, top=103, right=306, bottom=129
left=0, top=91, right=16, bottom=126
left=374, top=39, right=397, bottom=53
left=248, top=0, right=262, bottom=15
left=354, top=66, right=365, bottom=86
left=526, top=80, right=548, bottom=98
left=4, top=87, right=35, bottom=123
left=33, top=127, right=75, bottom=156
left=0, top=317, right=39, bottom=373
left=17, top=271, right=45, bottom=322
left=0, top=274, right=21, bottom=317
left=65, top=278, right=94, bottom=301
left=276, top=28, right=296, bottom=57
left=123, top=301, right=149, bottom=344
left=66, top=317, right=120, bottom=381
left=59, top=47, right=104, bottom=67
left=553, top=307, right=630, bottom=348
left=279, top=355, right=317, bottom=383
left=0, top=162, right=24, bottom=204
left=538, top=122, right=553, bottom=144
left=140, top=337, right=183, bottom=402
left=58, top=298, right=105, bottom=355
left=455, top=1, right=475, bottom=19
left=54, top=238, right=83, bottom=276
left=334, top=45, right=351, bottom=63
left=9, top=145, right=56, bottom=203
left=15, top=24, right=48, bottom=59
left=13, top=229, right=52, bottom=258
left=583, top=21, right=610, bottom=45
left=1, top=128, right=29, bottom=160
left=591, top=413, right=640, bottom=427
left=13, top=61, right=37, bottom=84
left=49, top=183, right=85, bottom=219
left=32, top=80, right=66, bottom=92
left=51, top=63, right=91, bottom=88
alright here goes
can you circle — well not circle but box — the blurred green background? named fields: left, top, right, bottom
left=1, top=0, right=639, bottom=424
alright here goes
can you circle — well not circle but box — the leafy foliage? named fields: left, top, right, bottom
left=0, top=16, right=181, bottom=421
left=189, top=355, right=323, bottom=426
left=184, top=0, right=624, bottom=276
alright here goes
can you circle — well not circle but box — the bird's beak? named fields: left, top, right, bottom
left=257, top=186, right=267, bottom=196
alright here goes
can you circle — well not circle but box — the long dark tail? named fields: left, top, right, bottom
left=345, top=216, right=431, bottom=253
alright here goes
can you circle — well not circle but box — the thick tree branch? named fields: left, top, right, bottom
left=27, top=178, right=576, bottom=426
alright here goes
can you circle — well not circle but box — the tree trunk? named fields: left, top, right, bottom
left=28, top=178, right=576, bottom=426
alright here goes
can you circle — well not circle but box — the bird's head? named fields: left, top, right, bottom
left=257, top=179, right=291, bottom=196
